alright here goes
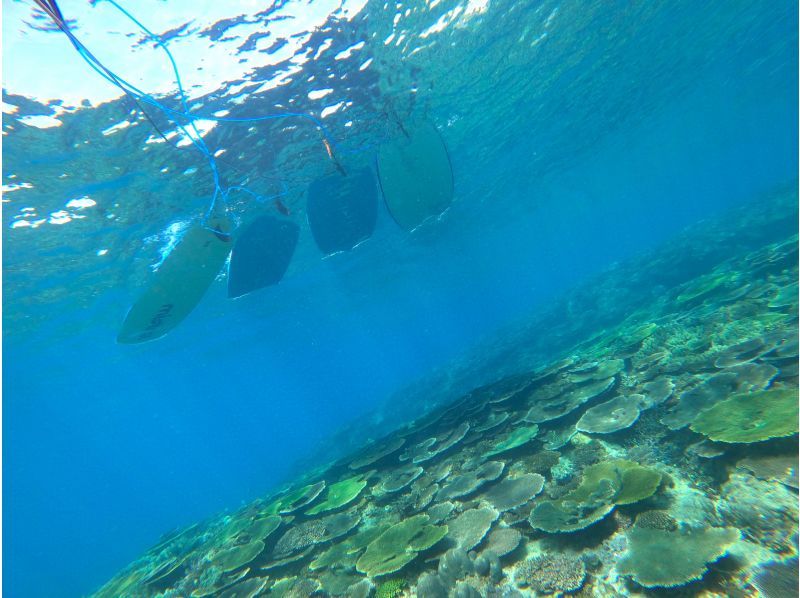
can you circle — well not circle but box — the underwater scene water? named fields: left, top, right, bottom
left=3, top=0, right=798, bottom=596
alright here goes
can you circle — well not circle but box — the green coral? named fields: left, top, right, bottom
left=356, top=514, right=448, bottom=577
left=618, top=526, right=739, bottom=587
left=567, top=460, right=662, bottom=506
left=268, top=577, right=296, bottom=597
left=211, top=540, right=265, bottom=572
left=675, top=270, right=730, bottom=304
left=620, top=322, right=658, bottom=345
left=529, top=460, right=662, bottom=532
left=525, top=377, right=615, bottom=423
left=541, top=426, right=577, bottom=450
left=309, top=542, right=357, bottom=571
left=268, top=577, right=321, bottom=597
left=238, top=515, right=281, bottom=542
left=264, top=481, right=325, bottom=514
left=345, top=523, right=393, bottom=554
left=600, top=460, right=662, bottom=505
left=768, top=282, right=798, bottom=308
left=308, top=522, right=392, bottom=571
left=191, top=567, right=249, bottom=597
left=446, top=506, right=499, bottom=550
left=690, top=387, right=799, bottom=443
left=349, top=438, right=405, bottom=470
left=528, top=490, right=615, bottom=533
left=568, top=359, right=624, bottom=383
left=375, top=466, right=423, bottom=495
left=485, top=425, right=539, bottom=457
left=576, top=395, right=642, bottom=434
left=316, top=570, right=365, bottom=595
left=218, top=577, right=269, bottom=598
left=376, top=579, right=407, bottom=598
left=403, top=422, right=470, bottom=464
left=306, top=475, right=367, bottom=515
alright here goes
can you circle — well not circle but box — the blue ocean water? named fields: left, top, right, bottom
left=3, top=1, right=797, bottom=596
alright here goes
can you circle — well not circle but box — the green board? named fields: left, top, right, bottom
left=117, top=218, right=233, bottom=344
left=377, top=121, right=454, bottom=231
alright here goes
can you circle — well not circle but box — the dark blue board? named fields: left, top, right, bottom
left=228, top=215, right=300, bottom=299
left=306, top=167, right=378, bottom=256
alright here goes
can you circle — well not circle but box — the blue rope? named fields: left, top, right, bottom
left=224, top=181, right=290, bottom=205
left=47, top=0, right=369, bottom=232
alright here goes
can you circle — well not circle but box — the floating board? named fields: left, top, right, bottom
left=377, top=120, right=454, bottom=231
left=307, top=167, right=378, bottom=255
left=228, top=215, right=299, bottom=299
left=117, top=218, right=233, bottom=344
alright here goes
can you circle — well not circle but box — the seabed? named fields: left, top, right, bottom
left=93, top=189, right=798, bottom=597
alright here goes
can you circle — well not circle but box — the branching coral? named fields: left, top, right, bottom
left=516, top=554, right=586, bottom=594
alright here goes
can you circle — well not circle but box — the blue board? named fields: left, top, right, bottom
left=306, top=167, right=378, bottom=256
left=228, top=215, right=300, bottom=299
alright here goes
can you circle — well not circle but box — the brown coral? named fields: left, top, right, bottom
left=516, top=553, right=586, bottom=594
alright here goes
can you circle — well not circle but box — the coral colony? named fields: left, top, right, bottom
left=93, top=192, right=798, bottom=597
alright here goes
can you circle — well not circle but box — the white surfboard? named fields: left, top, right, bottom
left=117, top=217, right=233, bottom=344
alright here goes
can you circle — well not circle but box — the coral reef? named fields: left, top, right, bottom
left=218, top=577, right=269, bottom=598
left=517, top=449, right=561, bottom=474
left=401, top=422, right=471, bottom=464
left=346, top=579, right=375, bottom=598
left=524, top=377, right=615, bottom=423
left=737, top=453, right=799, bottom=489
left=516, top=554, right=586, bottom=594
left=484, top=425, right=539, bottom=457
left=306, top=475, right=367, bottom=515
left=212, top=541, right=265, bottom=572
left=617, top=525, right=739, bottom=587
left=472, top=411, right=510, bottom=433
left=568, top=358, right=625, bottom=383
left=529, top=460, right=662, bottom=532
left=446, top=506, right=499, bottom=550
left=375, top=465, right=423, bottom=495
left=481, top=473, right=544, bottom=511
left=375, top=578, right=407, bottom=598
left=638, top=376, right=674, bottom=407
left=751, top=557, right=799, bottom=598
left=265, top=481, right=326, bottom=514
left=356, top=514, right=448, bottom=577
left=437, top=461, right=504, bottom=500
left=690, top=387, right=798, bottom=443
left=540, top=425, right=577, bottom=450
left=91, top=204, right=798, bottom=598
left=634, top=510, right=677, bottom=531
left=350, top=438, right=405, bottom=470
left=576, top=394, right=642, bottom=434
left=480, top=527, right=522, bottom=557
left=717, top=472, right=798, bottom=552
